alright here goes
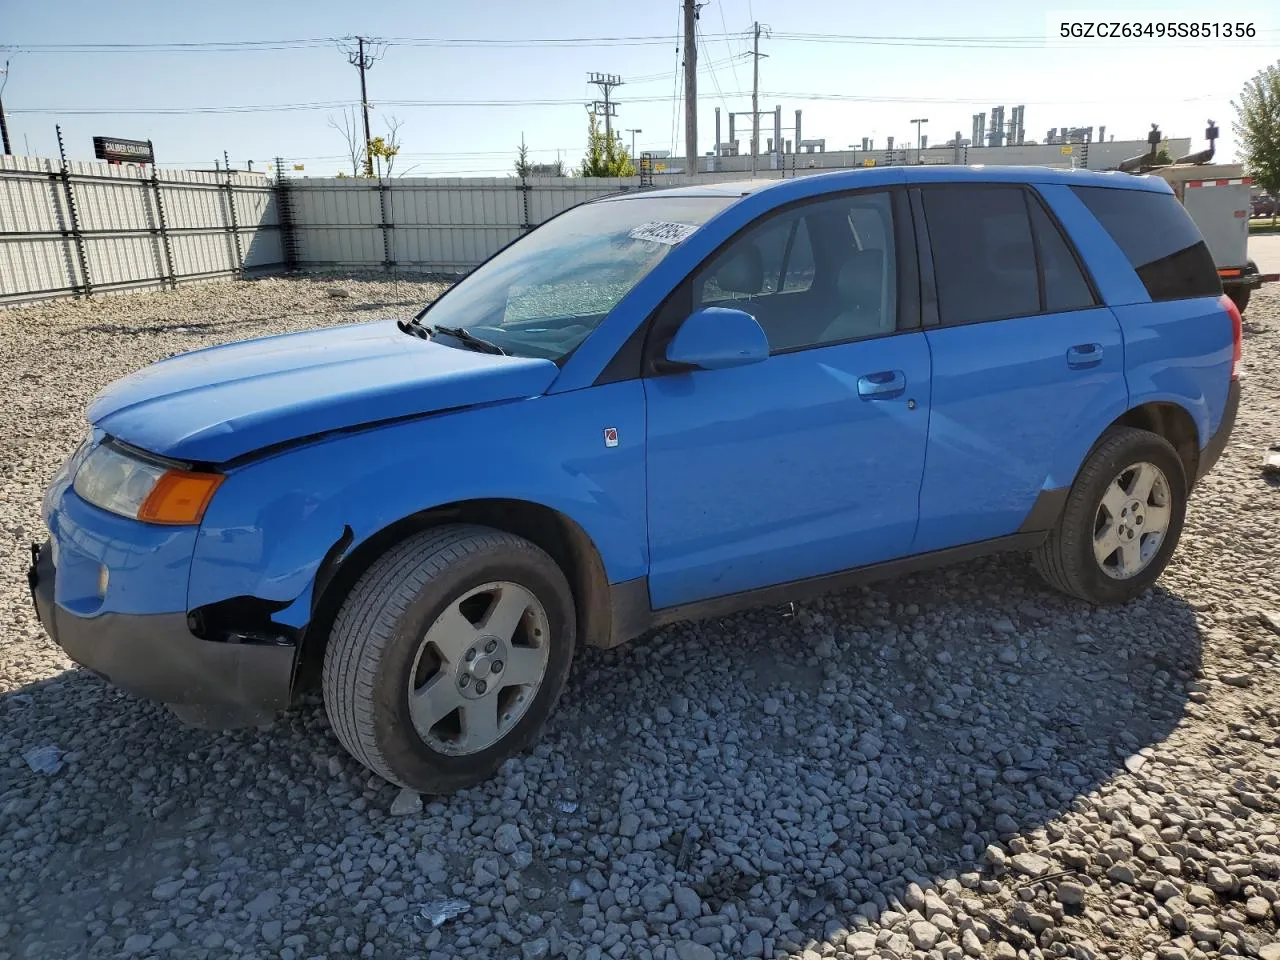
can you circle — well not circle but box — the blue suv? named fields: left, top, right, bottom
left=29, top=167, right=1241, bottom=793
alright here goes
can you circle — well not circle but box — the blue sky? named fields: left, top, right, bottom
left=3, top=0, right=1278, bottom=175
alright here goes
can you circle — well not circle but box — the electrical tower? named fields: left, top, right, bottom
left=344, top=37, right=385, bottom=177
left=588, top=72, right=624, bottom=145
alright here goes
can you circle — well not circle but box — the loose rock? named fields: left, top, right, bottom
left=0, top=279, right=1277, bottom=960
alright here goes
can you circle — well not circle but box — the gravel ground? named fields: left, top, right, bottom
left=1, top=276, right=1279, bottom=960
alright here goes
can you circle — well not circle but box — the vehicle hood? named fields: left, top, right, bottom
left=87, top=320, right=560, bottom=463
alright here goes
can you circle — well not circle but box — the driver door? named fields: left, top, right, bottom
left=642, top=189, right=932, bottom=609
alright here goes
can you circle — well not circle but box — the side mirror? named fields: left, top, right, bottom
left=663, top=306, right=769, bottom=371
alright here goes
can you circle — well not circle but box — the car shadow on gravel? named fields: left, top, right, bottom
left=0, top=551, right=1202, bottom=959
left=557, top=552, right=1203, bottom=948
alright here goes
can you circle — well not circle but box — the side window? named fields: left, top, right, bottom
left=1027, top=196, right=1096, bottom=312
left=1071, top=185, right=1220, bottom=301
left=698, top=213, right=796, bottom=304
left=822, top=193, right=897, bottom=342
left=692, top=191, right=898, bottom=353
left=923, top=186, right=1039, bottom=325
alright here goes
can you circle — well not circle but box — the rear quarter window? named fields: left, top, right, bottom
left=1071, top=186, right=1221, bottom=301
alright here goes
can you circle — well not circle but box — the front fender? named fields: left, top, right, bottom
left=187, top=381, right=647, bottom=625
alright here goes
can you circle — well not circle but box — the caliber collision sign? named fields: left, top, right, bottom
left=92, top=136, right=154, bottom=164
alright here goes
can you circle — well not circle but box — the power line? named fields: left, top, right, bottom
left=386, top=35, right=700, bottom=48
left=11, top=88, right=1231, bottom=118
left=10, top=101, right=352, bottom=115
left=716, top=4, right=744, bottom=91
left=696, top=24, right=733, bottom=119
left=0, top=34, right=734, bottom=53
left=0, top=38, right=339, bottom=53
left=769, top=29, right=1280, bottom=48
left=625, top=51, right=746, bottom=85
left=669, top=10, right=683, bottom=157
left=5, top=27, right=1276, bottom=54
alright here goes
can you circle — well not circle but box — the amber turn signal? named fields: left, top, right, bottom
left=137, top=470, right=225, bottom=525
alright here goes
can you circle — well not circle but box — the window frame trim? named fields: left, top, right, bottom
left=1025, top=187, right=1103, bottom=311
left=907, top=188, right=939, bottom=328
left=916, top=182, right=1103, bottom=330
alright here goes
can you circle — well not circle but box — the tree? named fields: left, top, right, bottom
left=579, top=111, right=636, bottom=177
left=515, top=135, right=532, bottom=177
left=1233, top=60, right=1280, bottom=221
left=327, top=107, right=366, bottom=177
left=378, top=115, right=404, bottom=177
left=367, top=136, right=399, bottom=178
left=1153, top=147, right=1173, bottom=165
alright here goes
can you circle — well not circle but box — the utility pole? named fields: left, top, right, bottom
left=0, top=60, right=12, bottom=156
left=346, top=37, right=383, bottom=177
left=911, top=118, right=929, bottom=164
left=588, top=73, right=623, bottom=146
left=683, top=0, right=699, bottom=177
left=750, top=22, right=767, bottom=178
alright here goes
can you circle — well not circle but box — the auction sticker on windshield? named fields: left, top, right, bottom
left=628, top=221, right=699, bottom=245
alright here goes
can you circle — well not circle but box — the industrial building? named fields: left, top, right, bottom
left=653, top=104, right=1190, bottom=176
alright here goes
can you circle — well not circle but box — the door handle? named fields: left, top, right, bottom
left=1067, top=343, right=1104, bottom=369
left=857, top=370, right=906, bottom=400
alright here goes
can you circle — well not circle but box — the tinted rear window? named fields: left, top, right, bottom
left=1071, top=186, right=1221, bottom=301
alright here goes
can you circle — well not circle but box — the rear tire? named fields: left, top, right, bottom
left=1229, top=285, right=1251, bottom=314
left=322, top=524, right=575, bottom=794
left=1033, top=427, right=1187, bottom=604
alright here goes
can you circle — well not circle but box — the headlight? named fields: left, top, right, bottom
left=73, top=442, right=224, bottom=525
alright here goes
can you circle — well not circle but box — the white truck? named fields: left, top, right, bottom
left=1152, top=163, right=1270, bottom=313
left=1118, top=123, right=1275, bottom=313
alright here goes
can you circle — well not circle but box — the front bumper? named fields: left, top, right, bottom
left=28, top=540, right=294, bottom=724
left=1195, top=378, right=1241, bottom=485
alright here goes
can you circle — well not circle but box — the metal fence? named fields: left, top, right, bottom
left=282, top=172, right=765, bottom=273
left=0, top=154, right=280, bottom=305
left=1, top=139, right=1197, bottom=305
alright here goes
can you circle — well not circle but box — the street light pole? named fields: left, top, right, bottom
left=911, top=118, right=929, bottom=164
left=626, top=128, right=642, bottom=158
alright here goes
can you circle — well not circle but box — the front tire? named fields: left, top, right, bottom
left=322, top=525, right=575, bottom=794
left=1033, top=427, right=1187, bottom=604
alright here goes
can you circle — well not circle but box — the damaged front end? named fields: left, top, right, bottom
left=29, top=432, right=341, bottom=731
left=183, top=523, right=357, bottom=718
left=29, top=533, right=297, bottom=730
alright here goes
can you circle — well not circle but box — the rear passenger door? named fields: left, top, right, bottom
left=912, top=184, right=1129, bottom=554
